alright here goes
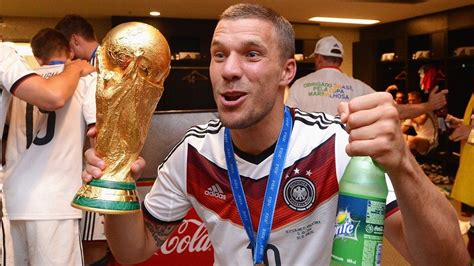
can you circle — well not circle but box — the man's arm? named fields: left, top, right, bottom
left=83, top=147, right=178, bottom=264
left=104, top=211, right=178, bottom=264
left=396, top=87, right=448, bottom=120
left=14, top=60, right=95, bottom=111
left=338, top=92, right=469, bottom=265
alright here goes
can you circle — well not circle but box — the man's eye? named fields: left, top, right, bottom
left=213, top=52, right=225, bottom=59
left=247, top=51, right=259, bottom=58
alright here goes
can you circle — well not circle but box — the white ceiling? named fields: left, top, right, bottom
left=1, top=0, right=472, bottom=27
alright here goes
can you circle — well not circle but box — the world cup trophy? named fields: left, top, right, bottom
left=71, top=22, right=171, bottom=214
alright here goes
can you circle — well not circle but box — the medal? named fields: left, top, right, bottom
left=224, top=106, right=292, bottom=265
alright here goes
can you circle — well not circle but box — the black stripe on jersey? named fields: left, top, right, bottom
left=10, top=73, right=38, bottom=95
left=141, top=202, right=183, bottom=225
left=294, top=108, right=340, bottom=125
left=386, top=200, right=399, bottom=217
left=294, top=109, right=345, bottom=130
left=81, top=211, right=96, bottom=241
left=2, top=220, right=6, bottom=266
left=159, top=119, right=223, bottom=170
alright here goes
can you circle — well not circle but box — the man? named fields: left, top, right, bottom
left=2, top=28, right=96, bottom=265
left=286, top=37, right=448, bottom=119
left=0, top=41, right=92, bottom=265
left=84, top=4, right=469, bottom=265
left=402, top=91, right=438, bottom=155
left=56, top=14, right=109, bottom=264
left=395, top=90, right=406, bottom=105
left=286, top=36, right=374, bottom=116
left=55, top=14, right=100, bottom=64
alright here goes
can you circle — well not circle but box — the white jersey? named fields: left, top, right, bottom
left=3, top=64, right=96, bottom=220
left=144, top=108, right=397, bottom=266
left=286, top=68, right=375, bottom=116
left=1, top=45, right=35, bottom=155
left=403, top=113, right=437, bottom=142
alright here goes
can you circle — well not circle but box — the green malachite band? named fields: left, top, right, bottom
left=72, top=196, right=140, bottom=211
left=89, top=179, right=136, bottom=190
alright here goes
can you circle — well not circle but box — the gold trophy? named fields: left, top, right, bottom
left=71, top=22, right=171, bottom=214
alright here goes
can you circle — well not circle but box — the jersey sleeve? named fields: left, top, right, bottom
left=0, top=45, right=35, bottom=93
left=81, top=72, right=97, bottom=126
left=143, top=141, right=192, bottom=222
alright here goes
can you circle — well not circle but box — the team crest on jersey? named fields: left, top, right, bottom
left=283, top=177, right=316, bottom=211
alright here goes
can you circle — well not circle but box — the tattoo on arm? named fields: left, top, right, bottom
left=144, top=219, right=178, bottom=248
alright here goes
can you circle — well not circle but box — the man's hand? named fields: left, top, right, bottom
left=338, top=92, right=409, bottom=174
left=449, top=124, right=471, bottom=142
left=65, top=59, right=96, bottom=76
left=82, top=148, right=146, bottom=183
left=427, top=86, right=448, bottom=111
left=82, top=126, right=146, bottom=183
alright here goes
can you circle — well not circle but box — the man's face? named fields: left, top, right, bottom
left=408, top=93, right=421, bottom=104
left=395, top=92, right=405, bottom=104
left=209, top=18, right=288, bottom=129
left=69, top=34, right=88, bottom=60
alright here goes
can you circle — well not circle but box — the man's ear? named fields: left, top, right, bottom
left=68, top=48, right=74, bottom=60
left=71, top=34, right=80, bottom=46
left=280, top=58, right=297, bottom=87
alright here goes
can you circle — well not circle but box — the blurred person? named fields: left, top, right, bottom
left=395, top=90, right=407, bottom=105
left=2, top=28, right=96, bottom=265
left=401, top=90, right=438, bottom=155
left=83, top=4, right=469, bottom=265
left=286, top=36, right=374, bottom=115
left=446, top=92, right=474, bottom=260
left=56, top=14, right=109, bottom=265
left=55, top=14, right=100, bottom=64
left=0, top=40, right=93, bottom=265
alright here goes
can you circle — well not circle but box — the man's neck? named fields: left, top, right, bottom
left=44, top=56, right=67, bottom=66
left=230, top=104, right=286, bottom=156
left=84, top=42, right=99, bottom=60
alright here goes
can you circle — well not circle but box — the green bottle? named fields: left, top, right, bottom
left=330, top=156, right=388, bottom=266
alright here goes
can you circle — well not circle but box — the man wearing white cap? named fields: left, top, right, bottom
left=286, top=36, right=374, bottom=115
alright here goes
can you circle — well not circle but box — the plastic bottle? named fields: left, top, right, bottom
left=331, top=156, right=388, bottom=266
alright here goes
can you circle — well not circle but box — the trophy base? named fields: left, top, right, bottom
left=71, top=179, right=141, bottom=215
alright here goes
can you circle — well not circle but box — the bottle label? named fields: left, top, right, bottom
left=331, top=193, right=386, bottom=266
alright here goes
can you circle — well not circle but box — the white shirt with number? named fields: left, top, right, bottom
left=3, top=64, right=96, bottom=220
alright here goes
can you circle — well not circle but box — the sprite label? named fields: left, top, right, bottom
left=331, top=193, right=386, bottom=266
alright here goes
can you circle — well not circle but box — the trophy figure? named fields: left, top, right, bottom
left=72, top=22, right=171, bottom=214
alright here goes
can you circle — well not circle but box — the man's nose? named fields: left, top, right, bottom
left=221, top=52, right=243, bottom=81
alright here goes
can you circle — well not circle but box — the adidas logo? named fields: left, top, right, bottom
left=204, top=184, right=226, bottom=200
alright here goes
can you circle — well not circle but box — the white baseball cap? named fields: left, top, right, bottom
left=310, top=36, right=344, bottom=58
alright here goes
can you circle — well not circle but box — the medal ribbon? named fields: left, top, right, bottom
left=224, top=106, right=292, bottom=265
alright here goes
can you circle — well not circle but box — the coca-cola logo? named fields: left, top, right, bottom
left=158, top=218, right=213, bottom=254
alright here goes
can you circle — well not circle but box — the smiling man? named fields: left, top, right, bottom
left=83, top=3, right=469, bottom=265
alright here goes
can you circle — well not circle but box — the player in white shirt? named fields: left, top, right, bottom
left=83, top=4, right=469, bottom=265
left=402, top=91, right=438, bottom=155
left=0, top=41, right=92, bottom=266
left=143, top=109, right=398, bottom=265
left=2, top=28, right=96, bottom=265
left=286, top=36, right=375, bottom=116
left=56, top=16, right=110, bottom=265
